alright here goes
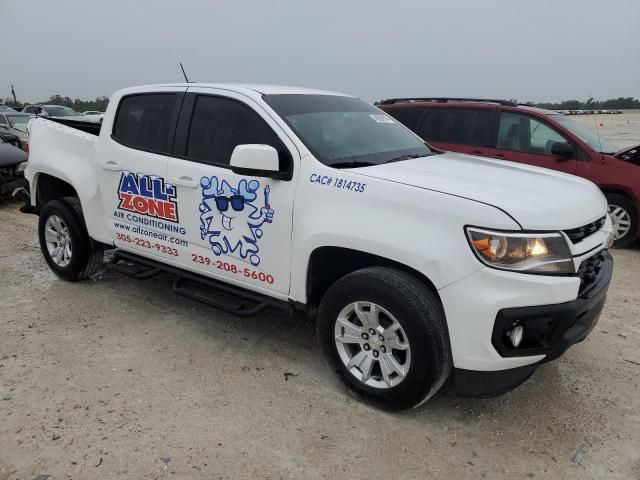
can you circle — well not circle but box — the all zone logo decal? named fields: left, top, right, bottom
left=117, top=172, right=179, bottom=223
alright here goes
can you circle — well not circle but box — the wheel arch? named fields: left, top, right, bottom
left=33, top=172, right=79, bottom=208
left=305, top=246, right=440, bottom=310
left=600, top=186, right=635, bottom=200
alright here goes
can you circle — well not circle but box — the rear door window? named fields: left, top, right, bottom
left=383, top=106, right=426, bottom=131
left=418, top=108, right=492, bottom=146
left=112, top=94, right=177, bottom=153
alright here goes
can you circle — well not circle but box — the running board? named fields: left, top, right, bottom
left=109, top=250, right=288, bottom=317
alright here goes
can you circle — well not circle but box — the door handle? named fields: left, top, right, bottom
left=471, top=150, right=483, bottom=155
left=101, top=161, right=122, bottom=171
left=494, top=153, right=505, bottom=158
left=170, top=176, right=198, bottom=188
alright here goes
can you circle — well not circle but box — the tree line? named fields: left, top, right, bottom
left=524, top=97, right=640, bottom=110
left=2, top=95, right=110, bottom=112
left=3, top=94, right=640, bottom=112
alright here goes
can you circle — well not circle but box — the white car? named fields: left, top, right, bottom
left=82, top=111, right=105, bottom=123
left=23, top=83, right=614, bottom=410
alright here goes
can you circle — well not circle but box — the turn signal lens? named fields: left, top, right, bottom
left=466, top=228, right=574, bottom=274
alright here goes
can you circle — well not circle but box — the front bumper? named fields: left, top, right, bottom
left=451, top=251, right=612, bottom=396
left=440, top=245, right=613, bottom=371
left=491, top=250, right=612, bottom=361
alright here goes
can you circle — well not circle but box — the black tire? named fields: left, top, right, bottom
left=38, top=197, right=104, bottom=281
left=606, top=194, right=637, bottom=248
left=317, top=267, right=452, bottom=411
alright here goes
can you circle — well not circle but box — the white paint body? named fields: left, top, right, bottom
left=25, top=83, right=612, bottom=372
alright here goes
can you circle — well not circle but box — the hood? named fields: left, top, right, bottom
left=4, top=127, right=27, bottom=139
left=613, top=144, right=639, bottom=164
left=352, top=152, right=607, bottom=230
left=51, top=115, right=86, bottom=121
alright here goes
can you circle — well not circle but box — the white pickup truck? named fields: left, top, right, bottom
left=24, top=83, right=614, bottom=410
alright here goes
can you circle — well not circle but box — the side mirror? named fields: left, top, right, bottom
left=551, top=141, right=575, bottom=159
left=0, top=124, right=8, bottom=129
left=230, top=144, right=288, bottom=179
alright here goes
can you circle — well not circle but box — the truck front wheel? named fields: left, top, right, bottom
left=38, top=198, right=104, bottom=281
left=317, top=267, right=452, bottom=411
left=606, top=193, right=637, bottom=248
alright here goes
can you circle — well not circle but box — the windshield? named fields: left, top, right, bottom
left=263, top=94, right=432, bottom=167
left=549, top=114, right=617, bottom=154
left=7, top=115, right=33, bottom=129
left=46, top=106, right=79, bottom=117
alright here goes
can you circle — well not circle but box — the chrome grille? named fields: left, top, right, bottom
left=564, top=216, right=606, bottom=244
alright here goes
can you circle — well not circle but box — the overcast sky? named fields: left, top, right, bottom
left=2, top=0, right=638, bottom=104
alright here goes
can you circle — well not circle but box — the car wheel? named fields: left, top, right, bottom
left=317, top=267, right=452, bottom=411
left=38, top=198, right=104, bottom=281
left=606, top=194, right=637, bottom=248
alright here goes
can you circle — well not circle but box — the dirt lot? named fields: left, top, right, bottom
left=571, top=111, right=640, bottom=150
left=1, top=116, right=640, bottom=479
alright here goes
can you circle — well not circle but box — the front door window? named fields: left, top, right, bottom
left=497, top=112, right=568, bottom=155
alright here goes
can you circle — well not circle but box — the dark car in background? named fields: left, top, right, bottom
left=0, top=112, right=34, bottom=152
left=0, top=134, right=28, bottom=199
left=22, top=104, right=84, bottom=120
left=378, top=98, right=640, bottom=247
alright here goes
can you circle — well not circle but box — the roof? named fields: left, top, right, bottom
left=120, top=83, right=353, bottom=98
left=377, top=97, right=559, bottom=115
left=377, top=97, right=518, bottom=106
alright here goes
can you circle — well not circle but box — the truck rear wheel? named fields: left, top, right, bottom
left=317, top=267, right=452, bottom=411
left=38, top=198, right=104, bottom=281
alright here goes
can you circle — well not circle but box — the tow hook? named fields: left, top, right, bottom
left=12, top=187, right=38, bottom=215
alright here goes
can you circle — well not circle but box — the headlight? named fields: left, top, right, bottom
left=465, top=227, right=574, bottom=274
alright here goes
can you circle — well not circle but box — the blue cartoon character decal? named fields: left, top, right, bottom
left=199, top=177, right=274, bottom=266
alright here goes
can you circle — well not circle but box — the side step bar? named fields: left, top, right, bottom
left=109, top=250, right=289, bottom=317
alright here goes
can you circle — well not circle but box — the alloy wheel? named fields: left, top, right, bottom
left=609, top=204, right=632, bottom=241
left=334, top=301, right=411, bottom=389
left=44, top=215, right=72, bottom=267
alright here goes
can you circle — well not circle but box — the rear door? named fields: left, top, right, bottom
left=95, top=87, right=187, bottom=258
left=416, top=107, right=494, bottom=156
left=165, top=88, right=299, bottom=296
left=488, top=111, right=577, bottom=174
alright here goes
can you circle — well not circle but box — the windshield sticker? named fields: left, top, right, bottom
left=199, top=176, right=275, bottom=266
left=369, top=114, right=395, bottom=124
left=117, top=172, right=179, bottom=223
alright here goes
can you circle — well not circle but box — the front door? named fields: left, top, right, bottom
left=166, top=89, right=299, bottom=295
left=95, top=88, right=187, bottom=257
left=488, top=111, right=577, bottom=174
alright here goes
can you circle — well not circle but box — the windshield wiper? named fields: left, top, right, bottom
left=382, top=154, right=425, bottom=164
left=328, top=161, right=376, bottom=169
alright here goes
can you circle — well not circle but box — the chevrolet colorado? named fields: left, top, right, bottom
left=24, top=84, right=614, bottom=410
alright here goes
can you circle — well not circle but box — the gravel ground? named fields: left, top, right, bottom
left=0, top=201, right=639, bottom=480
left=571, top=111, right=640, bottom=149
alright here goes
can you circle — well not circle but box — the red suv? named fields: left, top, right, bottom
left=378, top=98, right=640, bottom=247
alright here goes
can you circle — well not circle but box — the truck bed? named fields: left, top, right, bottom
left=46, top=117, right=102, bottom=136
